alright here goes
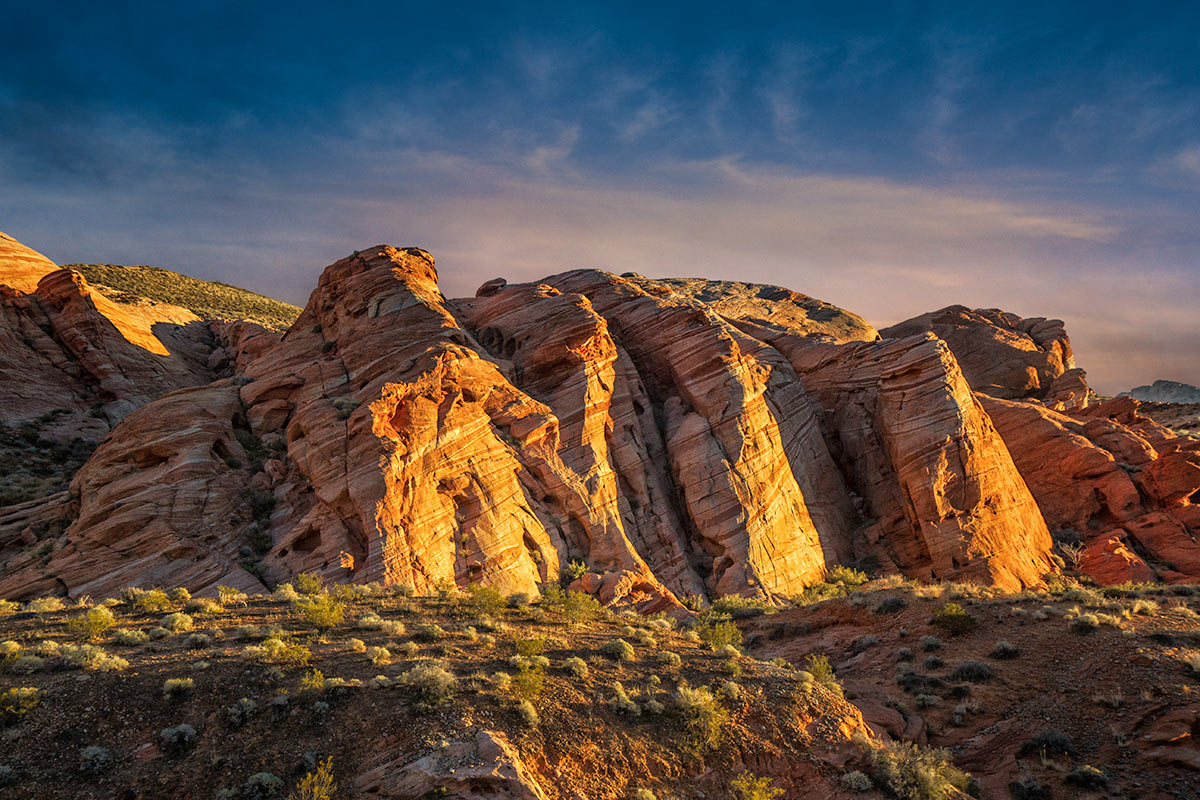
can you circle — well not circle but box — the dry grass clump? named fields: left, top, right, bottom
left=402, top=661, right=457, bottom=711
left=243, top=637, right=311, bottom=667
left=160, top=612, right=194, bottom=633
left=163, top=677, right=194, bottom=701
left=61, top=644, right=129, bottom=672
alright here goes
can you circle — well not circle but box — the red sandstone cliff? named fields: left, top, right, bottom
left=0, top=236, right=1197, bottom=601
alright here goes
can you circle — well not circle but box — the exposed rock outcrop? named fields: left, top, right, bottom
left=1123, top=379, right=1200, bottom=405
left=881, top=306, right=1089, bottom=410
left=2, top=234, right=1199, bottom=601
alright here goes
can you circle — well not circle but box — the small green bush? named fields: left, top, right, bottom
left=730, top=772, right=784, bottom=800
left=159, top=723, right=197, bottom=755
left=674, top=681, right=728, bottom=752
left=132, top=589, right=172, bottom=614
left=695, top=619, right=741, bottom=649
left=79, top=745, right=112, bottom=775
left=930, top=603, right=976, bottom=635
left=841, top=771, right=873, bottom=792
left=163, top=677, right=194, bottom=702
left=112, top=628, right=149, bottom=646
left=66, top=607, right=117, bottom=640
left=563, top=656, right=589, bottom=678
left=295, top=595, right=344, bottom=632
left=402, top=661, right=457, bottom=711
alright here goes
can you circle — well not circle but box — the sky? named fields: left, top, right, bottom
left=1, top=1, right=1198, bottom=394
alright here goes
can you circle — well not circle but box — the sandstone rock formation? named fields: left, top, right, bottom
left=1123, top=379, right=1200, bottom=405
left=881, top=306, right=1089, bottom=410
left=2, top=233, right=1199, bottom=602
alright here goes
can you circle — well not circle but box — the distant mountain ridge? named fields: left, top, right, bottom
left=1122, top=379, right=1200, bottom=404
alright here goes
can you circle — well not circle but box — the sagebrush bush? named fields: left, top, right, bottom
left=186, top=598, right=224, bottom=615
left=67, top=607, right=117, bottom=640
left=414, top=623, right=446, bottom=642
left=674, top=681, right=728, bottom=752
left=7, top=655, right=44, bottom=675
left=563, top=656, right=588, bottom=678
left=695, top=619, right=741, bottom=649
left=919, top=635, right=942, bottom=651
left=863, top=737, right=972, bottom=800
left=657, top=651, right=682, bottom=668
left=0, top=687, right=41, bottom=724
left=295, top=595, right=344, bottom=631
left=841, top=771, right=873, bottom=792
left=931, top=602, right=976, bottom=635
left=517, top=699, right=539, bottom=726
left=272, top=583, right=300, bottom=602
left=159, top=723, right=197, bottom=755
left=244, top=637, right=311, bottom=666
left=79, top=745, right=112, bottom=775
left=601, top=638, right=635, bottom=662
left=367, top=646, right=391, bottom=666
left=990, top=641, right=1020, bottom=659
left=949, top=660, right=993, bottom=683
left=160, top=612, right=194, bottom=633
left=609, top=682, right=640, bottom=715
left=112, top=628, right=149, bottom=647
left=0, top=599, right=18, bottom=617
left=131, top=589, right=171, bottom=614
left=1065, top=765, right=1107, bottom=789
left=163, top=677, right=194, bottom=702
left=730, top=771, right=784, bottom=800
left=294, top=756, right=335, bottom=800
left=805, top=654, right=843, bottom=696
left=402, top=661, right=457, bottom=711
left=226, top=697, right=258, bottom=727
left=1018, top=729, right=1076, bottom=758
left=24, top=596, right=65, bottom=614
left=61, top=644, right=128, bottom=672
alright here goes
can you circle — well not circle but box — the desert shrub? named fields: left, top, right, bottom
left=34, top=640, right=60, bottom=657
left=949, top=660, right=993, bottom=683
left=863, top=737, right=972, bottom=800
left=563, top=558, right=590, bottom=583
left=1007, top=779, right=1050, bottom=800
left=67, top=607, right=117, bottom=640
left=674, top=682, right=728, bottom=752
left=563, top=656, right=589, bottom=678
left=510, top=663, right=545, bottom=701
left=0, top=687, right=40, bottom=724
left=112, top=628, right=149, bottom=646
left=163, top=677, right=194, bottom=702
left=184, top=633, right=212, bottom=649
left=396, top=641, right=420, bottom=658
left=1065, top=765, right=1107, bottom=789
left=79, top=745, right=112, bottom=774
left=242, top=772, right=284, bottom=799
left=0, top=599, right=18, bottom=617
left=806, top=654, right=843, bottom=696
left=132, top=590, right=172, bottom=614
left=721, top=680, right=741, bottom=701
left=187, top=598, right=224, bottom=615
left=414, top=623, right=446, bottom=642
left=160, top=612, right=194, bottom=632
left=244, top=637, right=311, bottom=667
left=916, top=694, right=939, bottom=708
left=294, top=572, right=324, bottom=595
left=217, top=585, right=248, bottom=605
left=1071, top=612, right=1100, bottom=633
left=608, top=682, right=640, bottom=715
left=168, top=587, right=191, bottom=604
left=919, top=635, right=942, bottom=651
left=492, top=672, right=512, bottom=691
left=876, top=596, right=908, bottom=614
left=61, top=644, right=128, bottom=672
left=841, top=771, right=873, bottom=792
left=367, top=646, right=391, bottom=666
left=1130, top=598, right=1159, bottom=614
left=827, top=565, right=869, bottom=586
left=356, top=612, right=384, bottom=630
left=930, top=602, right=976, bottom=635
left=990, top=641, right=1019, bottom=659
left=1182, top=652, right=1200, bottom=676
left=159, top=723, right=197, bottom=755
left=345, top=637, right=366, bottom=653
left=7, top=655, right=44, bottom=675
left=730, top=771, right=784, bottom=800
left=1018, top=729, right=1076, bottom=758
left=632, top=790, right=656, bottom=800
left=271, top=583, right=300, bottom=602
left=24, top=596, right=65, bottom=614
left=601, top=638, right=635, bottom=662
left=295, top=595, right=344, bottom=632
left=695, top=619, right=741, bottom=649
left=562, top=590, right=603, bottom=624
left=712, top=595, right=773, bottom=618
left=923, top=655, right=945, bottom=670
left=517, top=699, right=539, bottom=726
left=226, top=697, right=258, bottom=727
left=897, top=647, right=914, bottom=662
left=0, top=641, right=18, bottom=662
left=851, top=634, right=879, bottom=653
left=293, top=757, right=335, bottom=800
left=465, top=584, right=507, bottom=614
left=402, top=661, right=457, bottom=711
left=657, top=651, right=682, bottom=668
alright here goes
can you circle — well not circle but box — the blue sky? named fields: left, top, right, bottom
left=1, top=1, right=1198, bottom=392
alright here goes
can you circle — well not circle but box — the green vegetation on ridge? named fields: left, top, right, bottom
left=67, top=263, right=301, bottom=330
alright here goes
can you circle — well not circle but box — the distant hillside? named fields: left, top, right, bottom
left=1121, top=379, right=1200, bottom=404
left=66, top=263, right=301, bottom=330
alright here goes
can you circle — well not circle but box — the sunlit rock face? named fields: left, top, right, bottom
left=2, top=238, right=1198, bottom=603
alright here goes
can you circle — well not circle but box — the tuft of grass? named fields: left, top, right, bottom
left=990, top=641, right=1020, bottom=660
left=563, top=656, right=589, bottom=678
left=112, top=628, right=149, bottom=647
left=61, top=644, right=129, bottom=672
left=402, top=661, right=457, bottom=712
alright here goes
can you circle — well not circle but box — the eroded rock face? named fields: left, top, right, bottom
left=982, top=395, right=1200, bottom=583
left=880, top=306, right=1088, bottom=410
left=5, top=236, right=1200, bottom=602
